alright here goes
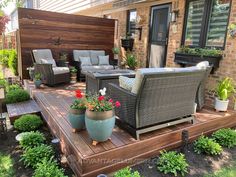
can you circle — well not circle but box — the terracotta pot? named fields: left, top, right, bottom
left=68, top=108, right=85, bottom=131
left=85, top=109, right=115, bottom=142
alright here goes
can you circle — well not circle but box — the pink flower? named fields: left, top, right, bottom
left=109, top=99, right=113, bottom=103
left=115, top=101, right=121, bottom=107
left=98, top=96, right=105, bottom=101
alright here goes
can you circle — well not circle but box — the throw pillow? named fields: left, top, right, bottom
left=79, top=57, right=92, bottom=66
left=98, top=55, right=110, bottom=65
left=119, top=76, right=135, bottom=91
left=40, top=58, right=57, bottom=67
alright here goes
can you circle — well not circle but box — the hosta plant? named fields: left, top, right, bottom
left=216, top=77, right=235, bottom=101
left=19, top=131, right=46, bottom=149
left=212, top=128, right=236, bottom=148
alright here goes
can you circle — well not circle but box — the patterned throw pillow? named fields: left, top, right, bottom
left=79, top=57, right=92, bottom=66
left=119, top=76, right=135, bottom=91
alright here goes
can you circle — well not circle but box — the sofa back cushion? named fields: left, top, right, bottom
left=79, top=57, right=92, bottom=66
left=73, top=50, right=90, bottom=62
left=32, top=49, right=53, bottom=64
left=98, top=55, right=110, bottom=65
left=90, top=50, right=105, bottom=65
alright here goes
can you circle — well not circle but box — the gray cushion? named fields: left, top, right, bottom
left=79, top=57, right=92, bottom=66
left=32, top=49, right=54, bottom=64
left=53, top=67, right=70, bottom=75
left=90, top=50, right=105, bottom=65
left=81, top=65, right=114, bottom=71
left=98, top=55, right=110, bottom=65
left=41, top=58, right=57, bottom=67
left=73, top=50, right=90, bottom=62
left=119, top=76, right=135, bottom=91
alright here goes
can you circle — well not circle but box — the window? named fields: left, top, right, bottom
left=127, top=9, right=137, bottom=37
left=183, top=0, right=231, bottom=48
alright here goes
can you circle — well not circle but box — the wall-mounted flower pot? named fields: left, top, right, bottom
left=85, top=109, right=115, bottom=145
left=68, top=108, right=85, bottom=132
left=121, top=38, right=134, bottom=51
left=174, top=53, right=222, bottom=73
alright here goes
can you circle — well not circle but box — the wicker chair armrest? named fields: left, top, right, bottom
left=34, top=63, right=54, bottom=78
left=108, top=83, right=137, bottom=98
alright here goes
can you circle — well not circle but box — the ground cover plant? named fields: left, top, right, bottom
left=157, top=150, right=188, bottom=176
left=194, top=135, right=222, bottom=155
left=20, top=144, right=54, bottom=168
left=0, top=152, right=15, bottom=177
left=5, top=88, right=30, bottom=104
left=114, top=167, right=141, bottom=177
left=19, top=131, right=46, bottom=149
left=33, top=158, right=67, bottom=177
left=212, top=128, right=236, bottom=148
left=14, top=114, right=43, bottom=132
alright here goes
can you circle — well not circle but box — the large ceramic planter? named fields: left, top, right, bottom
left=68, top=109, right=85, bottom=132
left=214, top=97, right=229, bottom=112
left=34, top=80, right=41, bottom=88
left=85, top=109, right=115, bottom=145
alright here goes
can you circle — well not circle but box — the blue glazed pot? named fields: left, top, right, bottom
left=34, top=80, right=41, bottom=88
left=85, top=110, right=115, bottom=142
left=68, top=109, right=85, bottom=131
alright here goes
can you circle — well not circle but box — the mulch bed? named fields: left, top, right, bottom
left=0, top=125, right=75, bottom=177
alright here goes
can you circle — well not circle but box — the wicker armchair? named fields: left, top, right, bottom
left=32, top=49, right=70, bottom=86
left=109, top=69, right=205, bottom=139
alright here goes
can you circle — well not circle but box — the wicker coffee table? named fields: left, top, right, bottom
left=82, top=69, right=135, bottom=94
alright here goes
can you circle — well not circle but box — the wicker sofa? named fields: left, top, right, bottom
left=32, top=49, right=70, bottom=86
left=109, top=67, right=206, bottom=139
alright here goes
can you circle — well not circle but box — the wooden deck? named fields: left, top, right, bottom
left=24, top=80, right=236, bottom=177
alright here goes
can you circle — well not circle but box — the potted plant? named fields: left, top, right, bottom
left=123, top=52, right=137, bottom=70
left=215, top=77, right=235, bottom=112
left=85, top=87, right=121, bottom=145
left=112, top=47, right=120, bottom=60
left=68, top=90, right=86, bottom=132
left=228, top=23, right=236, bottom=38
left=174, top=46, right=223, bottom=72
left=57, top=52, right=68, bottom=67
left=34, top=73, right=42, bottom=88
left=121, top=33, right=134, bottom=51
left=27, top=66, right=34, bottom=81
left=70, top=67, right=77, bottom=83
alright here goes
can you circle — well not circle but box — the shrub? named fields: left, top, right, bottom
left=33, top=158, right=67, bottom=177
left=8, top=50, right=17, bottom=75
left=20, top=131, right=46, bottom=149
left=194, top=135, right=222, bottom=155
left=14, top=114, right=43, bottom=132
left=0, top=49, right=10, bottom=67
left=20, top=145, right=54, bottom=168
left=0, top=152, right=15, bottom=177
left=212, top=128, right=236, bottom=148
left=157, top=150, right=188, bottom=177
left=6, top=84, right=21, bottom=92
left=5, top=89, right=30, bottom=104
left=114, top=167, right=140, bottom=177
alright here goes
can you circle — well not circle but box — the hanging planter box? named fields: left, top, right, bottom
left=174, top=53, right=222, bottom=72
left=121, top=38, right=134, bottom=51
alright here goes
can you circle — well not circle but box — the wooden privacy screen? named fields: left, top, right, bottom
left=18, top=8, right=115, bottom=79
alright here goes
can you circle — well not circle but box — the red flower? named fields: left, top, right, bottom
left=75, top=90, right=83, bottom=99
left=109, top=99, right=113, bottom=103
left=115, top=101, right=121, bottom=107
left=98, top=96, right=105, bottom=101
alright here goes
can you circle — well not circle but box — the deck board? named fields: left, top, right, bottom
left=24, top=80, right=236, bottom=177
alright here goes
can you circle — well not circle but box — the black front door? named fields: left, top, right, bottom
left=149, top=4, right=171, bottom=67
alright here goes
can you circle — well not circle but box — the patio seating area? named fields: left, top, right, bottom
left=24, top=80, right=236, bottom=177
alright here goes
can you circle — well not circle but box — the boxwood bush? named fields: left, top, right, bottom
left=14, top=114, right=43, bottom=132
left=212, top=128, right=236, bottom=148
left=6, top=84, right=21, bottom=92
left=33, top=158, right=67, bottom=177
left=194, top=135, right=222, bottom=155
left=5, top=89, right=30, bottom=104
left=157, top=150, right=188, bottom=177
left=19, top=131, right=46, bottom=150
left=20, top=144, right=54, bottom=168
left=114, top=167, right=140, bottom=177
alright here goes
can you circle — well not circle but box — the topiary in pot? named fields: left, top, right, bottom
left=14, top=114, right=43, bottom=132
left=5, top=89, right=30, bottom=104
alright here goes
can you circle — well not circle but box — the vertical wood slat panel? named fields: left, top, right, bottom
left=18, top=8, right=115, bottom=79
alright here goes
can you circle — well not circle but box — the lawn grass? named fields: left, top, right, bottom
left=0, top=152, right=15, bottom=177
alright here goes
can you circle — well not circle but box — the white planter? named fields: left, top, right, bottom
left=214, top=97, right=229, bottom=112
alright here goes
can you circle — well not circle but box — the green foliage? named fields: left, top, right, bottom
left=8, top=49, right=17, bottom=75
left=114, top=167, right=141, bottom=177
left=5, top=88, right=30, bottom=104
left=176, top=46, right=222, bottom=57
left=124, top=52, right=137, bottom=70
left=212, top=128, right=236, bottom=148
left=33, top=158, right=67, bottom=177
left=0, top=78, right=8, bottom=88
left=20, top=144, right=54, bottom=168
left=69, top=67, right=77, bottom=73
left=14, top=114, right=43, bottom=132
left=157, top=150, right=188, bottom=177
left=216, top=77, right=235, bottom=101
left=20, top=131, right=46, bottom=150
left=0, top=49, right=10, bottom=67
left=34, top=73, right=41, bottom=81
left=194, top=135, right=222, bottom=155
left=6, top=84, right=21, bottom=92
left=0, top=152, right=15, bottom=177
left=112, top=47, right=120, bottom=54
